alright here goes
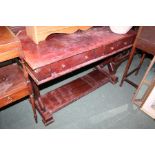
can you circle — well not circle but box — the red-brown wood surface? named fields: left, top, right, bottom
left=36, top=69, right=112, bottom=125
left=21, top=27, right=136, bottom=85
left=136, top=26, right=155, bottom=55
left=0, top=27, right=21, bottom=62
left=18, top=27, right=136, bottom=70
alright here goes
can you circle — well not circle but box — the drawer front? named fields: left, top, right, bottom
left=27, top=50, right=96, bottom=83
left=33, top=64, right=51, bottom=81
left=0, top=87, right=29, bottom=109
left=68, top=50, right=95, bottom=68
left=95, top=46, right=105, bottom=57
left=105, top=37, right=134, bottom=55
left=51, top=59, right=70, bottom=75
left=105, top=41, right=122, bottom=54
left=51, top=50, right=95, bottom=75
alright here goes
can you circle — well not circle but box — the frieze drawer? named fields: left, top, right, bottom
left=105, top=37, right=133, bottom=54
left=51, top=50, right=96, bottom=76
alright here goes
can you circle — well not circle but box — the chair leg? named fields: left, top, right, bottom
left=135, top=53, right=146, bottom=75
left=132, top=56, right=155, bottom=105
left=120, top=46, right=136, bottom=87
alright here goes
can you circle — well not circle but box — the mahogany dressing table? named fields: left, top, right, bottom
left=18, top=27, right=136, bottom=125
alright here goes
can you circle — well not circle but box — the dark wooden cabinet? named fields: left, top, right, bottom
left=0, top=63, right=29, bottom=108
left=0, top=26, right=37, bottom=122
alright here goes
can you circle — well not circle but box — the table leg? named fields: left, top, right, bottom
left=29, top=76, right=55, bottom=125
left=96, top=62, right=118, bottom=84
left=30, top=78, right=46, bottom=112
left=21, top=59, right=38, bottom=123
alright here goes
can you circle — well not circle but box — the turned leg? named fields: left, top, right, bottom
left=30, top=79, right=54, bottom=125
left=20, top=59, right=38, bottom=123
left=29, top=94, right=37, bottom=123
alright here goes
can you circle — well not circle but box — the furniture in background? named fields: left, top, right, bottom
left=141, top=81, right=155, bottom=119
left=26, top=26, right=91, bottom=44
left=0, top=26, right=37, bottom=122
left=133, top=56, right=155, bottom=118
left=132, top=56, right=155, bottom=107
left=17, top=26, right=136, bottom=125
left=0, top=27, right=21, bottom=62
left=120, top=27, right=155, bottom=107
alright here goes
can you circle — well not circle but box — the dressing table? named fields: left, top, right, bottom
left=17, top=26, right=136, bottom=125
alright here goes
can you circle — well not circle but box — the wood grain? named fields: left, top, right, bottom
left=0, top=63, right=29, bottom=108
left=36, top=69, right=110, bottom=125
left=0, top=26, right=21, bottom=62
left=19, top=27, right=136, bottom=70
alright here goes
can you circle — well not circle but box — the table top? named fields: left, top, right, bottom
left=18, top=27, right=136, bottom=70
left=0, top=26, right=21, bottom=62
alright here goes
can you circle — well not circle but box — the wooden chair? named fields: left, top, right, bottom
left=132, top=56, right=155, bottom=106
left=120, top=27, right=155, bottom=88
left=0, top=26, right=37, bottom=122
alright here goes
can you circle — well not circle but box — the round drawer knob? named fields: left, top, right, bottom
left=110, top=47, right=114, bottom=50
left=2, top=77, right=6, bottom=81
left=34, top=69, right=40, bottom=73
left=51, top=72, right=56, bottom=77
left=7, top=96, right=13, bottom=103
left=62, top=64, right=66, bottom=68
left=85, top=55, right=88, bottom=59
left=2, top=76, right=6, bottom=81
left=124, top=42, right=127, bottom=45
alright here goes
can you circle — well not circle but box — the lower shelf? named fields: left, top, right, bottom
left=36, top=69, right=114, bottom=125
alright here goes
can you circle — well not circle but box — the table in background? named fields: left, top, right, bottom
left=0, top=27, right=36, bottom=122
